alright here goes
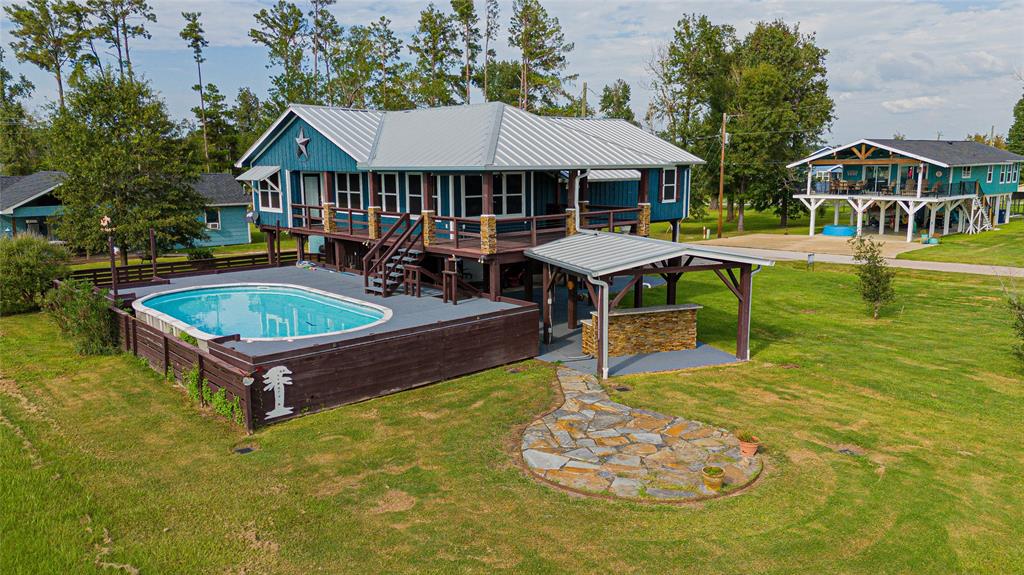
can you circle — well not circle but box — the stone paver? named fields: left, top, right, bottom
left=521, top=368, right=762, bottom=501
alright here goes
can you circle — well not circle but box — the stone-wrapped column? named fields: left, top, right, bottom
left=322, top=201, right=335, bottom=233
left=565, top=208, right=577, bottom=235
left=421, top=210, right=435, bottom=247
left=367, top=206, right=381, bottom=240
left=637, top=202, right=651, bottom=236
left=480, top=214, right=497, bottom=254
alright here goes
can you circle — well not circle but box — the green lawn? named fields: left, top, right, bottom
left=897, top=219, right=1024, bottom=268
left=69, top=227, right=294, bottom=270
left=2, top=263, right=1022, bottom=573
left=651, top=204, right=850, bottom=242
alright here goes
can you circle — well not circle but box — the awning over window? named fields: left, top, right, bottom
left=235, top=165, right=280, bottom=182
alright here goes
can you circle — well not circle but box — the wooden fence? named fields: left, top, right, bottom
left=71, top=251, right=300, bottom=287
left=111, top=306, right=257, bottom=431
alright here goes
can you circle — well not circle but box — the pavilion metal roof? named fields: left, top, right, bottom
left=525, top=230, right=774, bottom=278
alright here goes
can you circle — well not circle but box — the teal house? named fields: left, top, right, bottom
left=789, top=139, right=1024, bottom=240
left=0, top=172, right=251, bottom=247
left=235, top=102, right=703, bottom=298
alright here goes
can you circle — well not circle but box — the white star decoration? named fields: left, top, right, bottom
left=295, top=128, right=310, bottom=157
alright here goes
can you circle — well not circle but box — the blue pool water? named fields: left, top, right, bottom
left=140, top=284, right=387, bottom=339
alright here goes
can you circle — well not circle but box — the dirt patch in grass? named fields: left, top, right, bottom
left=371, top=489, right=417, bottom=513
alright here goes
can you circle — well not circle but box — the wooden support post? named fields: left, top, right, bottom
left=566, top=170, right=577, bottom=211
left=482, top=172, right=494, bottom=216
left=369, top=172, right=380, bottom=208
left=275, top=223, right=282, bottom=265
left=633, top=273, right=643, bottom=308
left=567, top=275, right=577, bottom=330
left=736, top=264, right=753, bottom=360
left=423, top=172, right=435, bottom=212
left=149, top=228, right=158, bottom=278
left=542, top=264, right=553, bottom=344
left=295, top=235, right=305, bottom=261
left=488, top=260, right=501, bottom=301
left=265, top=227, right=275, bottom=263
left=523, top=261, right=533, bottom=302
left=334, top=240, right=343, bottom=271
left=131, top=318, right=138, bottom=355
left=162, top=333, right=170, bottom=376
left=638, top=169, right=649, bottom=203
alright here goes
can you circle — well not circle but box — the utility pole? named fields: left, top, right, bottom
left=580, top=82, right=587, bottom=117
left=717, top=112, right=727, bottom=238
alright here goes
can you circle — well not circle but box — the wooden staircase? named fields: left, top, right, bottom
left=965, top=192, right=994, bottom=234
left=363, top=215, right=424, bottom=297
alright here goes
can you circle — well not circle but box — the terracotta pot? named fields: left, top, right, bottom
left=739, top=437, right=760, bottom=458
left=701, top=466, right=724, bottom=491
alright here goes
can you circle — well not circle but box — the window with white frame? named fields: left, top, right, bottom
left=406, top=173, right=423, bottom=214
left=381, top=173, right=399, bottom=212
left=987, top=165, right=994, bottom=183
left=1015, top=163, right=1021, bottom=183
left=961, top=166, right=971, bottom=179
left=492, top=173, right=525, bottom=216
left=999, top=165, right=1006, bottom=184
left=662, top=167, right=678, bottom=202
left=255, top=172, right=282, bottom=212
left=204, top=208, right=220, bottom=229
left=334, top=172, right=362, bottom=209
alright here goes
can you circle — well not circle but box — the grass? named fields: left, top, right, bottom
left=897, top=218, right=1024, bottom=268
left=652, top=205, right=851, bottom=242
left=2, top=263, right=1023, bottom=572
left=69, top=227, right=295, bottom=270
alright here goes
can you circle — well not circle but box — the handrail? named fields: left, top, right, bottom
left=291, top=203, right=324, bottom=228
left=433, top=215, right=482, bottom=249
left=361, top=212, right=410, bottom=288
left=376, top=217, right=423, bottom=296
left=581, top=207, right=640, bottom=232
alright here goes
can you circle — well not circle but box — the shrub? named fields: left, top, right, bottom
left=1009, top=292, right=1024, bottom=365
left=185, top=246, right=214, bottom=261
left=41, top=279, right=116, bottom=355
left=849, top=236, right=896, bottom=319
left=0, top=235, right=70, bottom=314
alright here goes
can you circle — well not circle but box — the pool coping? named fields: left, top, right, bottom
left=131, top=282, right=394, bottom=344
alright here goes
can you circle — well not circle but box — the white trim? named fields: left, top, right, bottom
left=254, top=171, right=283, bottom=213
left=132, top=282, right=393, bottom=343
left=334, top=171, right=363, bottom=210
left=786, top=138, right=951, bottom=169
left=204, top=208, right=221, bottom=229
left=405, top=172, right=424, bottom=215
left=300, top=172, right=323, bottom=206
left=380, top=172, right=400, bottom=213
left=236, top=106, right=377, bottom=168
left=662, top=167, right=678, bottom=203
left=987, top=165, right=994, bottom=183
left=961, top=166, right=971, bottom=179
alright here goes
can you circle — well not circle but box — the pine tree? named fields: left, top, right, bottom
left=307, top=0, right=340, bottom=91
left=1006, top=89, right=1023, bottom=156
left=409, top=3, right=462, bottom=107
left=4, top=0, right=92, bottom=109
left=508, top=0, right=574, bottom=112
left=482, top=0, right=499, bottom=101
left=180, top=11, right=210, bottom=171
left=249, top=0, right=314, bottom=112
left=367, top=16, right=413, bottom=110
left=599, top=79, right=636, bottom=124
left=329, top=25, right=375, bottom=108
left=0, top=46, right=44, bottom=175
left=450, top=0, right=480, bottom=104
left=86, top=0, right=155, bottom=76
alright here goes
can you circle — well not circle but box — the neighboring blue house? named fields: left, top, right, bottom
left=235, top=102, right=704, bottom=298
left=0, top=172, right=251, bottom=247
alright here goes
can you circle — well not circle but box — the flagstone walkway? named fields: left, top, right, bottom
left=521, top=367, right=762, bottom=501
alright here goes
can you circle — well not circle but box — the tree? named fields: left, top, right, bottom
left=849, top=236, right=896, bottom=319
left=1009, top=89, right=1024, bottom=156
left=450, top=0, right=480, bottom=104
left=230, top=87, right=270, bottom=154
left=599, top=79, right=636, bottom=124
left=49, top=72, right=206, bottom=262
left=4, top=0, right=92, bottom=109
left=472, top=58, right=520, bottom=107
left=0, top=46, right=44, bottom=175
left=307, top=0, right=338, bottom=86
left=508, top=0, right=574, bottom=112
left=327, top=25, right=375, bottom=108
left=189, top=83, right=236, bottom=173
left=1008, top=287, right=1024, bottom=364
left=966, top=132, right=1007, bottom=149
left=409, top=3, right=462, bottom=107
left=250, top=0, right=313, bottom=112
left=482, top=0, right=499, bottom=101
left=180, top=11, right=210, bottom=171
left=86, top=0, right=156, bottom=76
left=367, top=17, right=413, bottom=110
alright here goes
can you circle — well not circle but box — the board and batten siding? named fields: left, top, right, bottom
left=196, top=206, right=251, bottom=247
left=588, top=167, right=689, bottom=222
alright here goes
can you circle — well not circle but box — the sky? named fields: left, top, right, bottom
left=3, top=0, right=1023, bottom=154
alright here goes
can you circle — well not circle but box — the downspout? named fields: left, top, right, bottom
left=589, top=275, right=610, bottom=380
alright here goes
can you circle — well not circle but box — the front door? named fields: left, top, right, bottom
left=302, top=173, right=322, bottom=225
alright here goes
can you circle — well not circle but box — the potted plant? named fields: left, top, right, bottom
left=736, top=430, right=760, bottom=458
left=701, top=466, right=724, bottom=491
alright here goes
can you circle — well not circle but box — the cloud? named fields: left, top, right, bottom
left=881, top=96, right=947, bottom=114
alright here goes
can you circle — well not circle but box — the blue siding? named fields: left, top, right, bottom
left=588, top=167, right=688, bottom=222
left=196, top=206, right=250, bottom=247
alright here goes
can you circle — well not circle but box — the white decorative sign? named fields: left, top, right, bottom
left=262, top=365, right=294, bottom=419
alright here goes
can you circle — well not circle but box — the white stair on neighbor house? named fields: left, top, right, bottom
left=965, top=195, right=993, bottom=234
left=365, top=249, right=423, bottom=295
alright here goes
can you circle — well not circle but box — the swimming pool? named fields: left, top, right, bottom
left=132, top=283, right=392, bottom=342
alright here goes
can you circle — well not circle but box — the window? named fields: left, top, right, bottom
left=987, top=165, right=994, bottom=183
left=334, top=172, right=362, bottom=209
left=662, top=167, right=677, bottom=202
left=255, top=171, right=282, bottom=212
left=1015, top=164, right=1020, bottom=183
left=462, top=174, right=524, bottom=217
left=462, top=175, right=483, bottom=216
left=204, top=208, right=221, bottom=230
left=406, top=173, right=423, bottom=214
left=381, top=173, right=399, bottom=212
left=999, top=165, right=1006, bottom=184
left=961, top=166, right=971, bottom=179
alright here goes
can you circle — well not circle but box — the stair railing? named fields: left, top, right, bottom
left=362, top=213, right=410, bottom=288
left=376, top=217, right=424, bottom=296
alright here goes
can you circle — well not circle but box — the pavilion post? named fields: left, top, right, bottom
left=542, top=264, right=552, bottom=344
left=736, top=264, right=753, bottom=360
left=670, top=220, right=680, bottom=242
left=487, top=260, right=501, bottom=301
left=633, top=273, right=643, bottom=308
left=567, top=275, right=577, bottom=330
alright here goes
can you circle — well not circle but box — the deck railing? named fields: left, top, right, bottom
left=68, top=251, right=299, bottom=287
left=291, top=203, right=325, bottom=229
left=493, top=214, right=567, bottom=248
left=800, top=180, right=981, bottom=198
left=580, top=207, right=641, bottom=231
left=433, top=215, right=483, bottom=249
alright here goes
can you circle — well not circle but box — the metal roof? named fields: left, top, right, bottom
left=236, top=165, right=280, bottom=182
left=549, top=117, right=705, bottom=165
left=236, top=104, right=384, bottom=167
left=193, top=174, right=249, bottom=206
left=525, top=230, right=774, bottom=278
left=788, top=138, right=1024, bottom=169
left=1, top=171, right=65, bottom=213
left=589, top=169, right=640, bottom=182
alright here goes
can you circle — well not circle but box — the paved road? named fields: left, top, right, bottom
left=712, top=246, right=1024, bottom=278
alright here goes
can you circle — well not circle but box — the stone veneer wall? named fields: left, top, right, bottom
left=582, top=304, right=701, bottom=357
